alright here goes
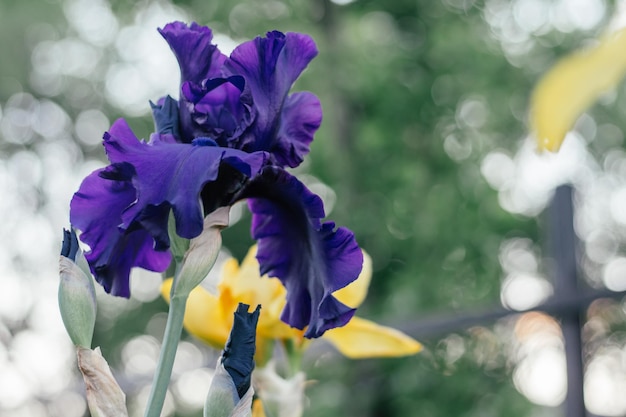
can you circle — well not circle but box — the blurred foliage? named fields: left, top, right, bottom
left=4, top=0, right=626, bottom=416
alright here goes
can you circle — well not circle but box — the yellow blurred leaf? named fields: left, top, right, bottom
left=323, top=316, right=422, bottom=359
left=530, top=27, right=626, bottom=152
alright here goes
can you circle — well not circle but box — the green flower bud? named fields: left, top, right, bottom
left=59, top=229, right=96, bottom=348
left=171, top=207, right=230, bottom=297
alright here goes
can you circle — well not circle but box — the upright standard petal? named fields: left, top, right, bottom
left=225, top=31, right=321, bottom=168
left=180, top=76, right=255, bottom=144
left=70, top=164, right=171, bottom=297
left=238, top=167, right=363, bottom=338
left=103, top=119, right=267, bottom=246
left=159, top=21, right=226, bottom=84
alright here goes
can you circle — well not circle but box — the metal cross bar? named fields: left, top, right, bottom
left=392, top=185, right=624, bottom=417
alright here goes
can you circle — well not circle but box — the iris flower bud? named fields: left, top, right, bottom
left=205, top=303, right=260, bottom=417
left=171, top=206, right=230, bottom=297
left=59, top=229, right=97, bottom=348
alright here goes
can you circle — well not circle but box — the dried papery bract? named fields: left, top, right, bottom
left=77, top=346, right=129, bottom=417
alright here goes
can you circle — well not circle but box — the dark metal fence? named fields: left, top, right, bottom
left=402, top=185, right=626, bottom=417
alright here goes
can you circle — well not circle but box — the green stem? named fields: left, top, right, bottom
left=283, top=339, right=303, bottom=377
left=144, top=293, right=188, bottom=417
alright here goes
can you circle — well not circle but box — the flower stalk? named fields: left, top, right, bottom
left=145, top=208, right=228, bottom=417
left=144, top=292, right=187, bottom=417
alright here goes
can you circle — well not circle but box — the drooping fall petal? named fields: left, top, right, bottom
left=103, top=118, right=266, bottom=242
left=70, top=164, right=171, bottom=297
left=530, top=27, right=626, bottom=152
left=238, top=167, right=363, bottom=338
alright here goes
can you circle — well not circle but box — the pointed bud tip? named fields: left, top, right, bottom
left=222, top=303, right=261, bottom=399
left=61, top=228, right=79, bottom=261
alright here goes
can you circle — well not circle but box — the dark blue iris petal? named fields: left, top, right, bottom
left=222, top=303, right=260, bottom=399
left=102, top=119, right=267, bottom=242
left=237, top=167, right=363, bottom=338
left=151, top=95, right=181, bottom=140
left=158, top=22, right=226, bottom=84
left=70, top=164, right=172, bottom=297
left=180, top=76, right=255, bottom=145
left=70, top=119, right=268, bottom=297
left=224, top=31, right=322, bottom=168
left=61, top=229, right=79, bottom=261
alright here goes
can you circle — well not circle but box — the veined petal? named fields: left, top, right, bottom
left=530, top=27, right=626, bottom=152
left=225, top=31, right=321, bottom=167
left=70, top=164, right=171, bottom=297
left=332, top=250, right=372, bottom=309
left=103, top=118, right=267, bottom=245
left=158, top=21, right=226, bottom=84
left=323, top=316, right=422, bottom=359
left=238, top=167, right=363, bottom=338
left=151, top=95, right=181, bottom=140
left=161, top=278, right=231, bottom=348
left=180, top=76, right=255, bottom=144
left=273, top=91, right=321, bottom=168
left=219, top=248, right=299, bottom=340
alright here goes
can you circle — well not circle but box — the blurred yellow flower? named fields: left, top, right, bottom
left=252, top=399, right=266, bottom=417
left=530, top=27, right=626, bottom=152
left=161, top=246, right=421, bottom=360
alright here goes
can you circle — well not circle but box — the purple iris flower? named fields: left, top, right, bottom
left=70, top=22, right=363, bottom=338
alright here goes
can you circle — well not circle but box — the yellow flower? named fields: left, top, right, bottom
left=161, top=246, right=421, bottom=359
left=530, top=26, right=626, bottom=152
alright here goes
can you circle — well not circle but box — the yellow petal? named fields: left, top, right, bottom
left=161, top=279, right=230, bottom=348
left=220, top=247, right=284, bottom=308
left=252, top=399, right=266, bottom=417
left=219, top=247, right=297, bottom=340
left=530, top=27, right=626, bottom=152
left=332, top=250, right=372, bottom=308
left=322, top=316, right=422, bottom=359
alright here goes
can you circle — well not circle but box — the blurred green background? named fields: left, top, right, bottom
left=2, top=0, right=626, bottom=416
